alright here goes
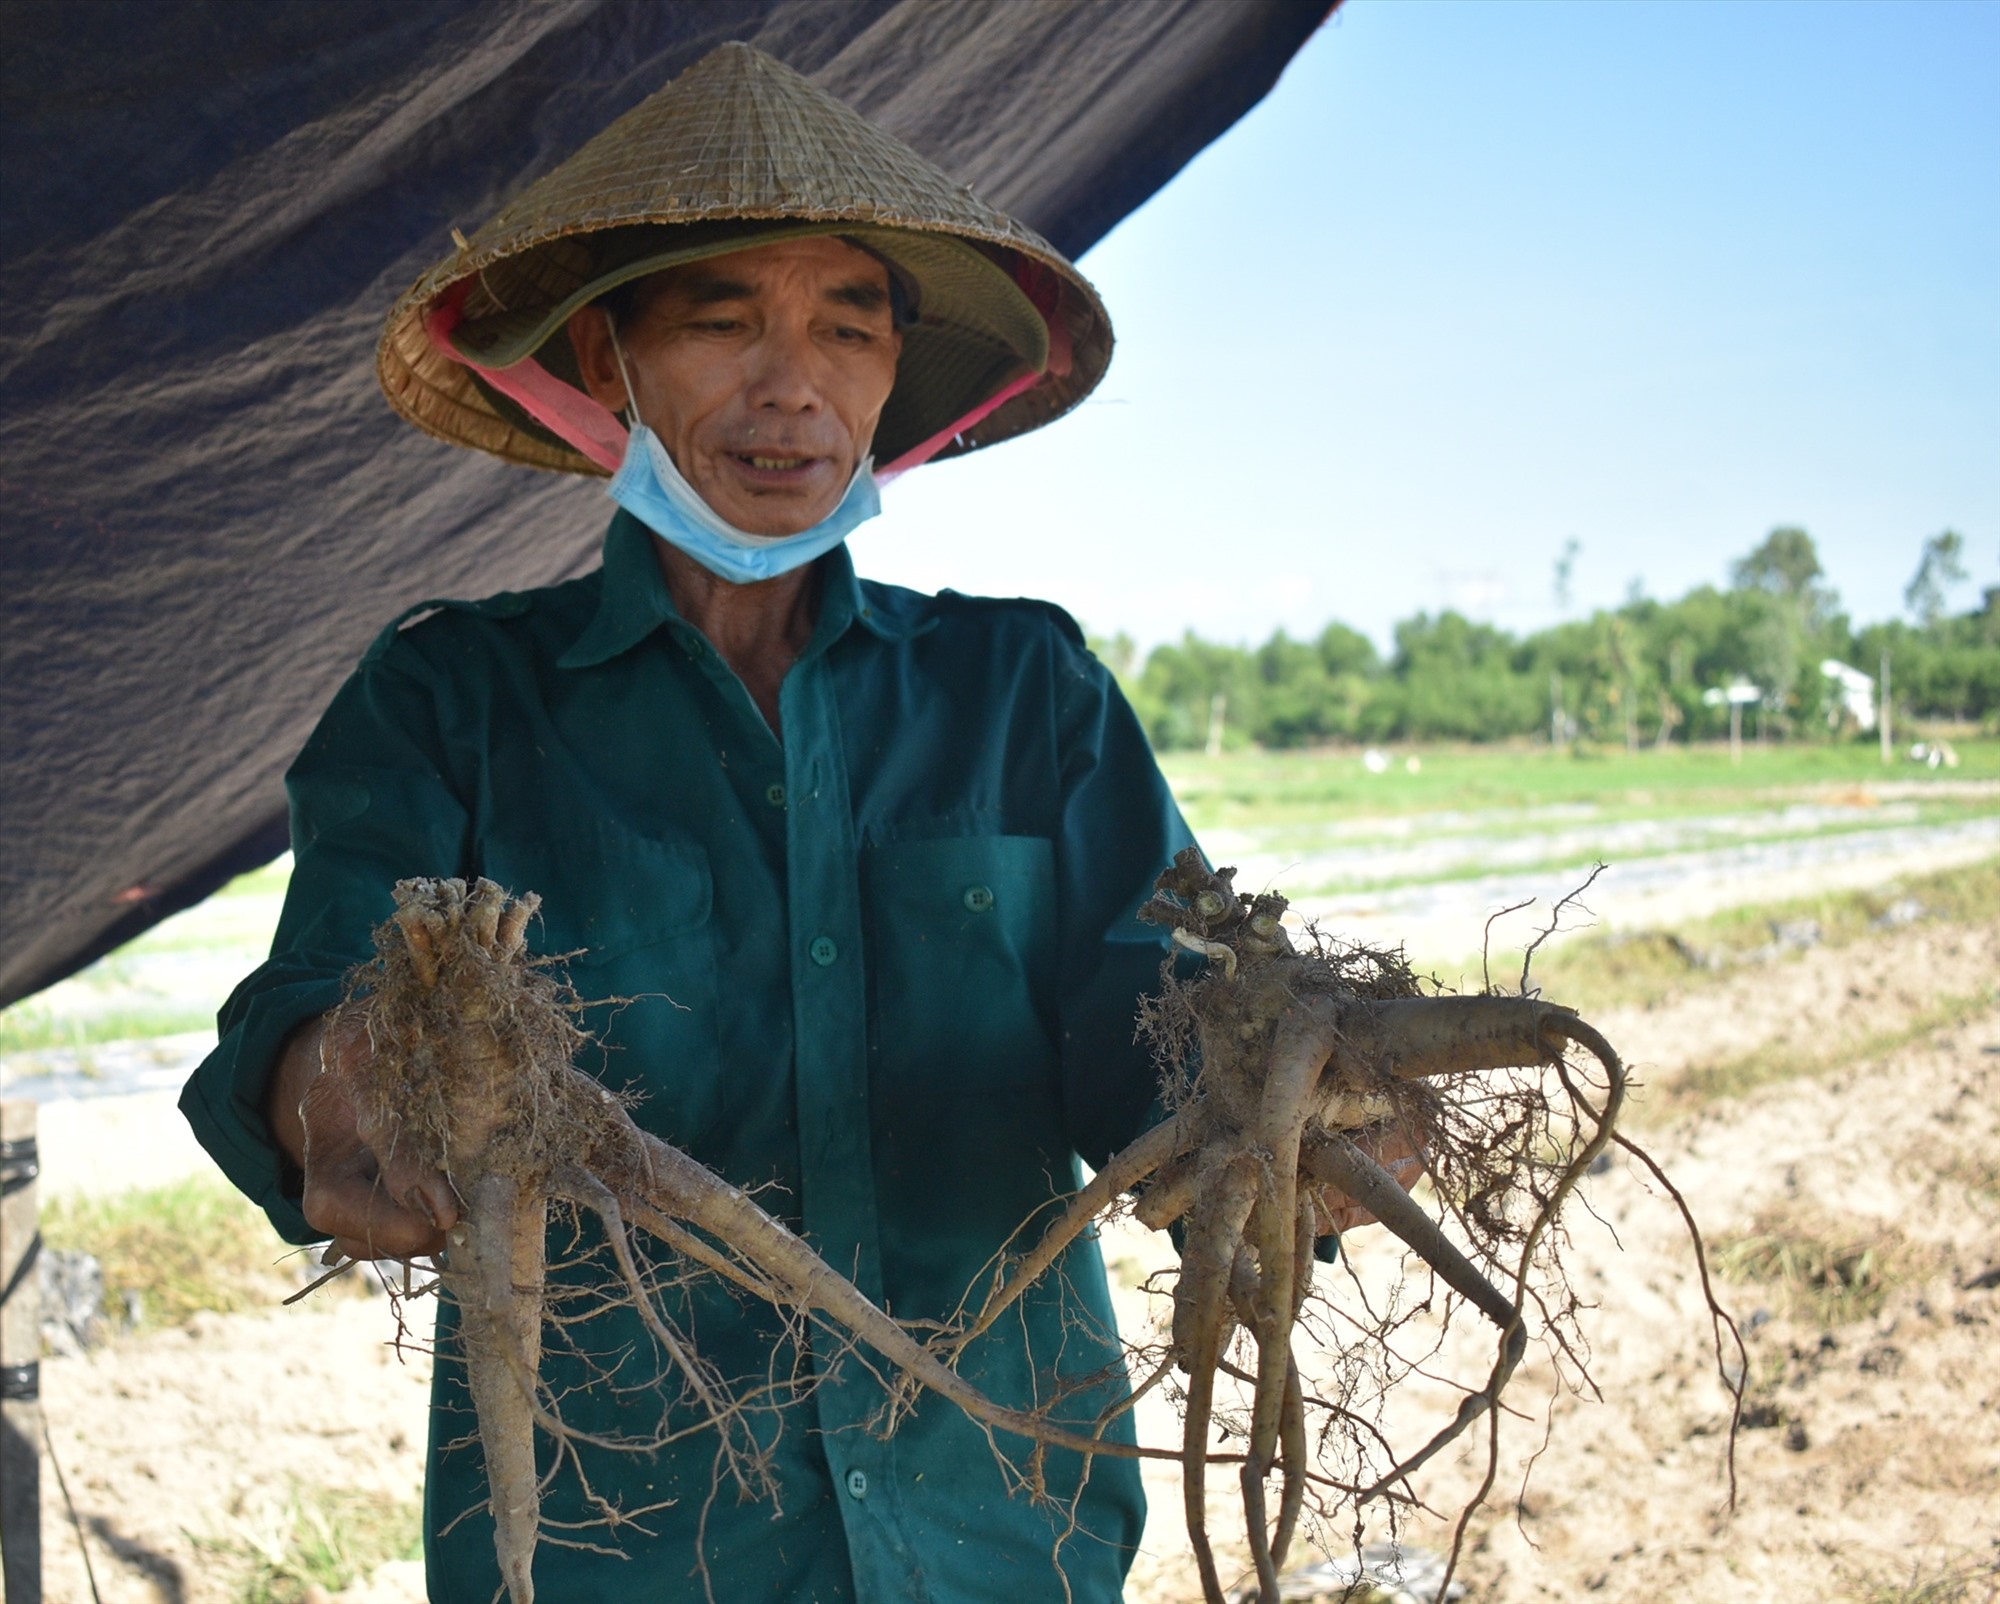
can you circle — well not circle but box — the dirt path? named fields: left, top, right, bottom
left=30, top=907, right=2000, bottom=1602
left=1331, top=816, right=2000, bottom=973
left=1595, top=911, right=1999, bottom=1097
left=39, top=1295, right=432, bottom=1604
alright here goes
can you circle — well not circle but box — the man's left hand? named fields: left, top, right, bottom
left=1316, top=1122, right=1424, bottom=1234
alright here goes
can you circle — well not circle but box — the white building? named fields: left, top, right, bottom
left=1820, top=659, right=1877, bottom=730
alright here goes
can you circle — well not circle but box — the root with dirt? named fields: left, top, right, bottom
left=336, top=877, right=1207, bottom=1602
left=945, top=848, right=1741, bottom=1604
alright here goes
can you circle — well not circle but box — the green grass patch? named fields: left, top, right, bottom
left=212, top=857, right=294, bottom=901
left=1236, top=791, right=1983, bottom=861
left=194, top=1483, right=422, bottom=1604
left=1712, top=1208, right=1923, bottom=1326
left=117, top=924, right=273, bottom=957
left=1158, top=737, right=2000, bottom=834
left=42, top=1173, right=301, bottom=1330
left=0, top=1002, right=215, bottom=1055
left=1529, top=856, right=2000, bottom=1015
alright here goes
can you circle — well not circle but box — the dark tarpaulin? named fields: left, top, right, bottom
left=0, top=0, right=1330, bottom=1010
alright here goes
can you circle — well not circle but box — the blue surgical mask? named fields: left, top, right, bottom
left=603, top=326, right=880, bottom=586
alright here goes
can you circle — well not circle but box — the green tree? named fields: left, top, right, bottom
left=1102, top=522, right=1988, bottom=755
left=1086, top=629, right=1139, bottom=688
left=1857, top=584, right=2000, bottom=726
left=1316, top=622, right=1380, bottom=680
left=1552, top=538, right=1580, bottom=611
left=1132, top=633, right=1258, bottom=751
left=1904, top=530, right=1969, bottom=628
left=1730, top=526, right=1835, bottom=622
left=1244, top=628, right=1381, bottom=747
left=1722, top=527, right=1847, bottom=735
left=1388, top=612, right=1540, bottom=741
left=1249, top=631, right=1330, bottom=747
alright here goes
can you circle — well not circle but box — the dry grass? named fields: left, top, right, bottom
left=1711, top=1207, right=1927, bottom=1327
left=190, top=1482, right=422, bottom=1604
left=1935, top=1147, right=2000, bottom=1211
left=1841, top=1548, right=2000, bottom=1604
left=1648, top=987, right=1995, bottom=1117
left=41, top=1172, right=318, bottom=1331
left=1531, top=856, right=2000, bottom=1015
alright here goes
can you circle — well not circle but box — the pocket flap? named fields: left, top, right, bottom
left=480, top=817, right=712, bottom=964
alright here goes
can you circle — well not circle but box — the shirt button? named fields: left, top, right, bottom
left=962, top=885, right=995, bottom=914
left=765, top=782, right=787, bottom=808
left=809, top=935, right=839, bottom=967
left=845, top=1468, right=868, bottom=1499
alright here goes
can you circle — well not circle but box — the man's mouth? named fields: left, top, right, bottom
left=740, top=454, right=815, bottom=471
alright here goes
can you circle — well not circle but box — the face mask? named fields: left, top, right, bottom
left=603, top=325, right=881, bottom=586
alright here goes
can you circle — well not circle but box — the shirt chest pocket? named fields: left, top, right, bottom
left=476, top=818, right=721, bottom=1134
left=861, top=834, right=1060, bottom=1104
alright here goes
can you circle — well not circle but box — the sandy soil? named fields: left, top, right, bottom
left=29, top=912, right=2000, bottom=1602
left=39, top=1294, right=433, bottom=1604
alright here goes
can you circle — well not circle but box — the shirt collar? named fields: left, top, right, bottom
left=560, top=509, right=929, bottom=670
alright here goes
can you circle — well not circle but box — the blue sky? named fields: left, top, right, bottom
left=862, top=0, right=1999, bottom=653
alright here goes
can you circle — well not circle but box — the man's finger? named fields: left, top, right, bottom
left=376, top=1148, right=462, bottom=1235
left=301, top=1168, right=450, bottom=1259
left=323, top=1236, right=443, bottom=1269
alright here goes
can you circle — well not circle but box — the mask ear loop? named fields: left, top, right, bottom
left=605, top=316, right=641, bottom=432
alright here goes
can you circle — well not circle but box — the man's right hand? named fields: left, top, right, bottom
left=267, top=1012, right=460, bottom=1262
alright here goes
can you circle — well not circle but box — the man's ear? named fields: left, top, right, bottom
left=566, top=305, right=626, bottom=410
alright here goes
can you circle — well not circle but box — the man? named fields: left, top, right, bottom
left=185, top=44, right=1184, bottom=1603
left=184, top=43, right=1406, bottom=1603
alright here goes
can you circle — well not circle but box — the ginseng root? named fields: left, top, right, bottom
left=947, top=848, right=1710, bottom=1604
left=340, top=878, right=1194, bottom=1601
left=341, top=868, right=1723, bottom=1604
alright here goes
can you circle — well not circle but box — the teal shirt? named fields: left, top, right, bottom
left=181, top=511, right=1195, bottom=1602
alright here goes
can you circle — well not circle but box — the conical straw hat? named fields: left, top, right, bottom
left=377, top=43, right=1112, bottom=475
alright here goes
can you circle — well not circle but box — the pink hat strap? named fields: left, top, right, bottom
left=875, top=259, right=1074, bottom=483
left=423, top=280, right=630, bottom=472
left=873, top=365, right=1044, bottom=482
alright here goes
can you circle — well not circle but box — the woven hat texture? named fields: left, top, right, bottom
left=377, top=42, right=1111, bottom=474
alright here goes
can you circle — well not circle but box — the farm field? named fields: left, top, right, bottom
left=1162, top=740, right=1999, bottom=979
left=5, top=739, right=1995, bottom=1091
left=1116, top=888, right=2000, bottom=1604
left=7, top=738, right=1997, bottom=1603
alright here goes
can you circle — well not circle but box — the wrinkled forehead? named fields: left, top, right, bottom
left=612, top=235, right=895, bottom=323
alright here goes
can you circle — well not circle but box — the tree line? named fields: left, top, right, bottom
left=1096, top=529, right=1997, bottom=751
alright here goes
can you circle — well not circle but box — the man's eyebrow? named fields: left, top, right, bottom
left=659, top=274, right=889, bottom=314
left=671, top=274, right=756, bottom=306
left=825, top=280, right=890, bottom=312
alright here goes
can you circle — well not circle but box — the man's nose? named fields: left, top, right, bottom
left=742, top=321, right=825, bottom=415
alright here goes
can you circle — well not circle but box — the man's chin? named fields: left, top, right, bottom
left=706, top=490, right=844, bottom=539
left=695, top=454, right=853, bottom=532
